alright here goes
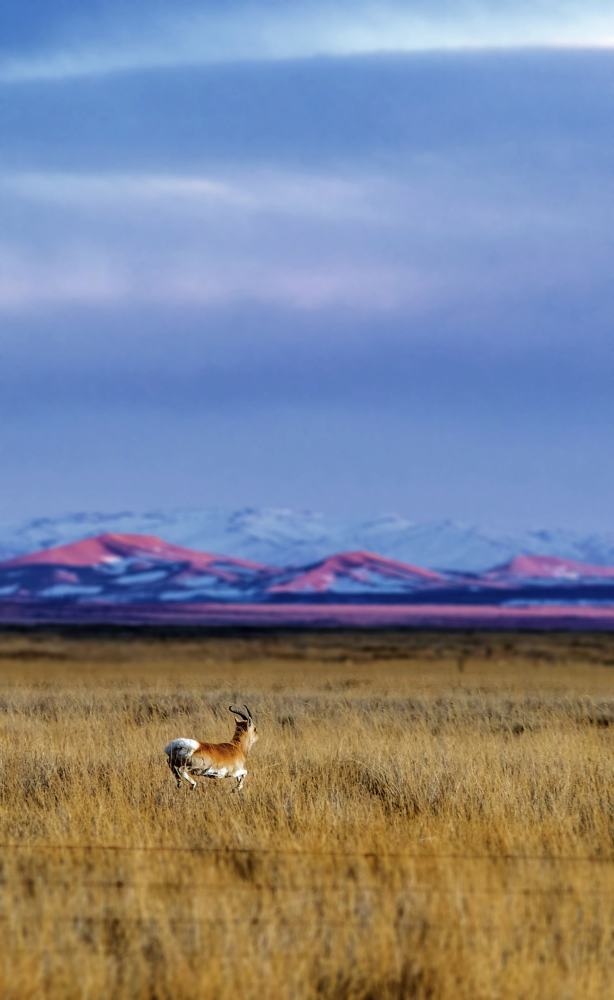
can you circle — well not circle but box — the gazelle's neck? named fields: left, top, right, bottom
left=232, top=723, right=253, bottom=753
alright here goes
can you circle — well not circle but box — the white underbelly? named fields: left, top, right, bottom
left=193, top=761, right=247, bottom=779
left=205, top=767, right=229, bottom=778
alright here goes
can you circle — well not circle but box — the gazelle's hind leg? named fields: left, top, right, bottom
left=168, top=753, right=197, bottom=789
left=172, top=764, right=196, bottom=789
left=178, top=767, right=197, bottom=789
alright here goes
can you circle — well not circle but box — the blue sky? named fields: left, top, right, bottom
left=1, top=2, right=613, bottom=527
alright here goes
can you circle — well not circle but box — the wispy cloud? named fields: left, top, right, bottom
left=0, top=245, right=431, bottom=313
left=0, top=155, right=610, bottom=316
left=0, top=166, right=434, bottom=312
left=0, top=248, right=127, bottom=309
left=0, top=170, right=382, bottom=223
left=1, top=2, right=612, bottom=82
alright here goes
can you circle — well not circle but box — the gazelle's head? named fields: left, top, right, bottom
left=229, top=704, right=258, bottom=750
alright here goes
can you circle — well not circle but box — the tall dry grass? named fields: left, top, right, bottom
left=0, top=630, right=612, bottom=999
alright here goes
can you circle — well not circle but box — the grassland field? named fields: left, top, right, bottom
left=0, top=628, right=612, bottom=999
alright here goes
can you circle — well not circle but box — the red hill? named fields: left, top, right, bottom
left=485, top=554, right=614, bottom=581
left=268, top=550, right=444, bottom=594
left=2, top=533, right=268, bottom=572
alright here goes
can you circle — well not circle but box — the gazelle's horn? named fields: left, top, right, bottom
left=243, top=704, right=253, bottom=722
left=229, top=705, right=250, bottom=721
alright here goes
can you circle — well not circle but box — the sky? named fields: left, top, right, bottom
left=1, top=1, right=613, bottom=528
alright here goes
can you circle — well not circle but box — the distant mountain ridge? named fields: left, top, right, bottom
left=1, top=507, right=614, bottom=572
left=2, top=533, right=614, bottom=611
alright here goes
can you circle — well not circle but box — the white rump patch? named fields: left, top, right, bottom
left=164, top=738, right=199, bottom=757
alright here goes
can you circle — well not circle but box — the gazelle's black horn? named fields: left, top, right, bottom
left=243, top=704, right=253, bottom=721
left=229, top=704, right=250, bottom=721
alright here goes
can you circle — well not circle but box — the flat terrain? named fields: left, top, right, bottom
left=7, top=600, right=614, bottom=629
left=0, top=629, right=612, bottom=999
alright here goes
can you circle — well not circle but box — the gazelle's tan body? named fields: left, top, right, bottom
left=164, top=706, right=258, bottom=790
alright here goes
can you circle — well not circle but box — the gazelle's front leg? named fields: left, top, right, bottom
left=234, top=769, right=247, bottom=791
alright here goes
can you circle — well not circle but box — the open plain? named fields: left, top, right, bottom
left=0, top=628, right=612, bottom=999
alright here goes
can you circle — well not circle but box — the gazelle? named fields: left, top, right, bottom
left=164, top=705, right=258, bottom=791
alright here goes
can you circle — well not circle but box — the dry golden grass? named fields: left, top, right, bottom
left=0, top=629, right=612, bottom=999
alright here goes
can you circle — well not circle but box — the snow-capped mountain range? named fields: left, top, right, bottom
left=1, top=507, right=614, bottom=572
left=0, top=535, right=449, bottom=605
left=2, top=531, right=614, bottom=611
